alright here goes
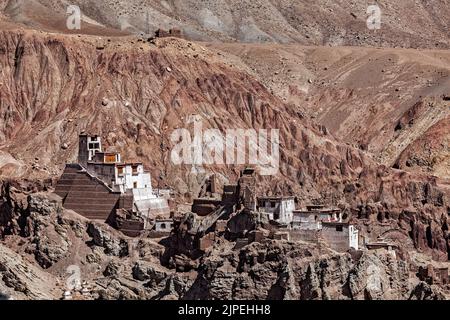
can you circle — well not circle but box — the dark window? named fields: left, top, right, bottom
left=270, top=202, right=276, bottom=208
left=336, top=225, right=343, bottom=232
left=88, top=143, right=100, bottom=150
left=160, top=223, right=166, bottom=229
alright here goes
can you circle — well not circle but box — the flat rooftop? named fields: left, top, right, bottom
left=322, top=221, right=350, bottom=226
left=87, top=161, right=144, bottom=166
left=257, top=196, right=295, bottom=201
left=294, top=208, right=340, bottom=214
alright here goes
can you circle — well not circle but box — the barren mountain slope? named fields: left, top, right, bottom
left=1, top=0, right=449, bottom=48
left=0, top=28, right=448, bottom=260
left=1, top=1, right=448, bottom=182
left=0, top=1, right=449, bottom=301
left=207, top=43, right=450, bottom=179
left=395, top=117, right=449, bottom=179
left=0, top=0, right=130, bottom=36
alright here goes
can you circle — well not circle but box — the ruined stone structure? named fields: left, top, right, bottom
left=154, top=218, right=174, bottom=233
left=321, top=222, right=359, bottom=251
left=257, top=196, right=295, bottom=225
left=55, top=134, right=170, bottom=236
left=182, top=167, right=362, bottom=253
left=417, top=265, right=449, bottom=286
left=181, top=169, right=256, bottom=253
left=288, top=229, right=320, bottom=242
left=192, top=198, right=222, bottom=216
left=292, top=205, right=342, bottom=230
left=238, top=168, right=257, bottom=211
left=78, top=134, right=103, bottom=168
left=154, top=28, right=184, bottom=39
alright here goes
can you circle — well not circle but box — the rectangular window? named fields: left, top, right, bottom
left=336, top=225, right=343, bottom=232
left=105, top=154, right=116, bottom=163
left=88, top=143, right=100, bottom=150
left=270, top=202, right=276, bottom=208
left=133, top=182, right=138, bottom=189
left=117, top=167, right=124, bottom=175
left=132, top=165, right=139, bottom=175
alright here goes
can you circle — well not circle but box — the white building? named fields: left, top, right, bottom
left=321, top=222, right=359, bottom=251
left=292, top=206, right=342, bottom=230
left=257, top=196, right=295, bottom=225
left=114, top=163, right=152, bottom=192
left=292, top=211, right=322, bottom=230
left=348, top=225, right=359, bottom=250
left=154, top=219, right=174, bottom=233
left=78, top=134, right=170, bottom=224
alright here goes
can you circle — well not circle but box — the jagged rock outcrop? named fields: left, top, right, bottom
left=0, top=243, right=59, bottom=299
left=395, top=117, right=450, bottom=179
left=87, top=222, right=129, bottom=257
left=26, top=195, right=71, bottom=268
left=0, top=182, right=72, bottom=268
left=346, top=252, right=409, bottom=300
left=90, top=239, right=425, bottom=300
left=0, top=185, right=447, bottom=300
left=179, top=241, right=413, bottom=300
left=409, top=282, right=447, bottom=300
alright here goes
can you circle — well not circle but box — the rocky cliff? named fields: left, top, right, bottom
left=0, top=183, right=448, bottom=300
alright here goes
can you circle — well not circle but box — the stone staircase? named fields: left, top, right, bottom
left=55, top=164, right=120, bottom=221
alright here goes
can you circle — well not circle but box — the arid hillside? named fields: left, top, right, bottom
left=1, top=0, right=449, bottom=181
left=1, top=0, right=448, bottom=181
left=0, top=1, right=449, bottom=301
left=0, top=28, right=448, bottom=261
left=1, top=0, right=449, bottom=48
left=207, top=43, right=450, bottom=180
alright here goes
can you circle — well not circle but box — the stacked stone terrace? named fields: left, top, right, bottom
left=55, top=164, right=121, bottom=221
